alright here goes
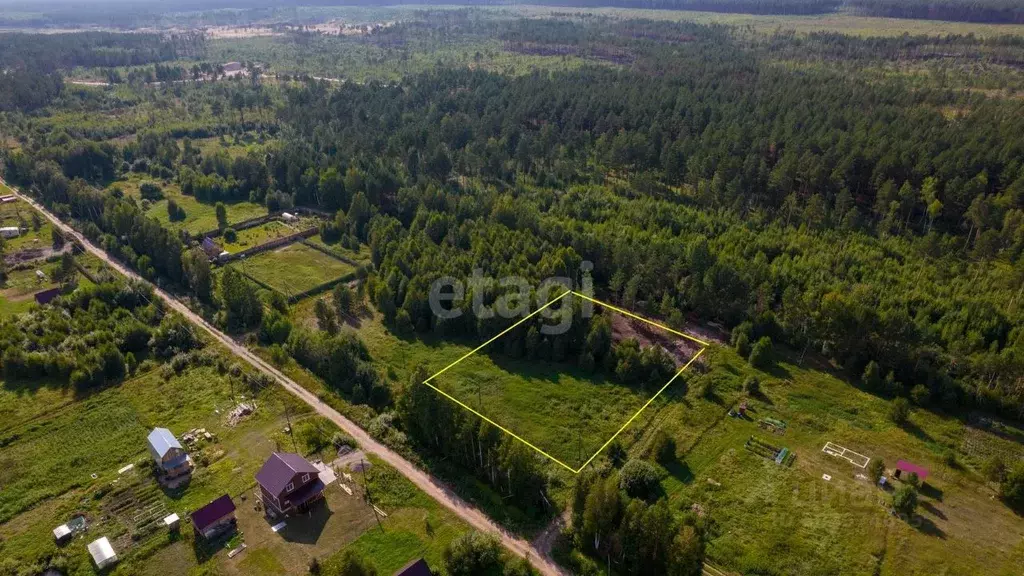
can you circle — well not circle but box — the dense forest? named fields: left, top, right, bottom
left=849, top=0, right=1024, bottom=25
left=0, top=31, right=205, bottom=111
left=4, top=19, right=1023, bottom=423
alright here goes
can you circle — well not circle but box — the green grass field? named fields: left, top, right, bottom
left=305, top=234, right=373, bottom=267
left=236, top=242, right=357, bottom=296
left=621, top=345, right=1024, bottom=576
left=0, top=199, right=53, bottom=254
left=219, top=220, right=295, bottom=252
left=111, top=174, right=268, bottom=235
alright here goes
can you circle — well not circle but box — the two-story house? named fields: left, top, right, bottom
left=147, top=427, right=193, bottom=486
left=255, top=452, right=326, bottom=517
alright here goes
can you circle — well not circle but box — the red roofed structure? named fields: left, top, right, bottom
left=191, top=494, right=236, bottom=539
left=894, top=460, right=929, bottom=482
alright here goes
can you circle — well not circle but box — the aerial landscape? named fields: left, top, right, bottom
left=0, top=0, right=1023, bottom=575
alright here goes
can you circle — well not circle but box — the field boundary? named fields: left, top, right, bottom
left=421, top=289, right=708, bottom=474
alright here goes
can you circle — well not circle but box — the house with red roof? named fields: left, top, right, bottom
left=191, top=494, right=236, bottom=539
left=255, top=452, right=326, bottom=517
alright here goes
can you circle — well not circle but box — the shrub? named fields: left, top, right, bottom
left=618, top=459, right=660, bottom=499
left=649, top=430, right=676, bottom=463
left=892, top=485, right=918, bottom=518
left=889, top=397, right=910, bottom=425
left=983, top=456, right=1007, bottom=483
left=867, top=458, right=885, bottom=484
left=743, top=375, right=760, bottom=395
left=223, top=227, right=237, bottom=242
left=904, top=471, right=920, bottom=488
left=139, top=181, right=163, bottom=200
left=733, top=332, right=750, bottom=358
left=910, top=384, right=930, bottom=405
left=748, top=336, right=772, bottom=368
left=443, top=532, right=501, bottom=576
left=1001, top=462, right=1024, bottom=513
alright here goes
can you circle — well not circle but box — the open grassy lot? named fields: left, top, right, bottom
left=0, top=256, right=96, bottom=317
left=235, top=243, right=357, bottom=297
left=219, top=220, right=296, bottom=252
left=305, top=234, right=373, bottom=267
left=110, top=174, right=267, bottom=235
left=627, top=345, right=1024, bottom=576
left=0, top=197, right=53, bottom=254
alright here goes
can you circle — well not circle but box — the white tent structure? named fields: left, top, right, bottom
left=87, top=537, right=118, bottom=569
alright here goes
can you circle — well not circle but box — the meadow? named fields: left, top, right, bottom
left=304, top=234, right=373, bottom=267
left=112, top=174, right=267, bottom=235
left=600, top=344, right=1024, bottom=576
left=234, top=242, right=357, bottom=297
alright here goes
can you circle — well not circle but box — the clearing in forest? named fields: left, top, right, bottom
left=422, top=290, right=708, bottom=473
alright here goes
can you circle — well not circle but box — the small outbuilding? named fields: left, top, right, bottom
left=894, top=460, right=929, bottom=483
left=52, top=523, right=72, bottom=544
left=0, top=226, right=20, bottom=239
left=394, top=558, right=432, bottom=576
left=281, top=212, right=297, bottom=223
left=87, top=537, right=118, bottom=569
left=163, top=513, right=181, bottom=533
left=34, top=287, right=62, bottom=305
left=191, top=494, right=237, bottom=539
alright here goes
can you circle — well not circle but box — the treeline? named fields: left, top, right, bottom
left=0, top=31, right=205, bottom=73
left=849, top=0, right=1024, bottom=24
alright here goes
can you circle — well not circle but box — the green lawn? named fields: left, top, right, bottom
left=220, top=220, right=294, bottom=252
left=236, top=242, right=357, bottom=296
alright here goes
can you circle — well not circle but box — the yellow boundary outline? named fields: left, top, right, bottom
left=421, top=289, right=708, bottom=474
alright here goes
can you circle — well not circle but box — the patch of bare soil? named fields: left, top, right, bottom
left=610, top=313, right=702, bottom=367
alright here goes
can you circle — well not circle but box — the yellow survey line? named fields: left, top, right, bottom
left=571, top=291, right=710, bottom=347
left=573, top=346, right=707, bottom=473
left=422, top=289, right=571, bottom=385
left=422, top=380, right=580, bottom=474
left=420, top=286, right=709, bottom=474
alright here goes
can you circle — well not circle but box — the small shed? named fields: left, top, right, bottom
left=163, top=513, right=180, bottom=532
left=0, top=194, right=16, bottom=203
left=34, top=287, right=62, bottom=305
left=0, top=226, right=20, bottom=239
left=191, top=494, right=236, bottom=539
left=281, top=212, right=297, bottom=223
left=394, top=558, right=432, bottom=576
left=87, top=537, right=118, bottom=569
left=894, top=460, right=929, bottom=483
left=52, top=523, right=72, bottom=544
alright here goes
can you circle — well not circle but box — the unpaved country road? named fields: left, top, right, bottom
left=2, top=179, right=569, bottom=576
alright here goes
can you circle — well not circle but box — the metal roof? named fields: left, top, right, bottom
left=147, top=428, right=183, bottom=460
left=255, top=452, right=320, bottom=497
left=394, top=558, right=432, bottom=576
left=191, top=494, right=235, bottom=531
left=87, top=537, right=117, bottom=567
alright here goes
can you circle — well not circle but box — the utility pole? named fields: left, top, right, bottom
left=284, top=403, right=297, bottom=453
left=361, top=458, right=384, bottom=533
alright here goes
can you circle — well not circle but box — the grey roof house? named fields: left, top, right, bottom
left=147, top=427, right=193, bottom=486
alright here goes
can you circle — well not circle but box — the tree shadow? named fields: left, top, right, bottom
left=764, top=363, right=792, bottom=381
left=663, top=460, right=693, bottom=485
left=919, top=483, right=944, bottom=502
left=920, top=500, right=946, bottom=520
left=913, top=514, right=947, bottom=539
left=900, top=420, right=934, bottom=444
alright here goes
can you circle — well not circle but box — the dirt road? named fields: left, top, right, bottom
left=1, top=179, right=568, bottom=576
